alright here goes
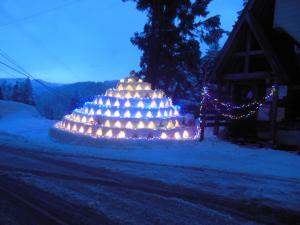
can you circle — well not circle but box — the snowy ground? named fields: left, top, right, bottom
left=0, top=100, right=300, bottom=224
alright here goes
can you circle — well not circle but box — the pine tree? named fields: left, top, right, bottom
left=123, top=0, right=223, bottom=100
left=0, top=86, right=3, bottom=100
left=22, top=78, right=35, bottom=105
left=11, top=82, right=21, bottom=102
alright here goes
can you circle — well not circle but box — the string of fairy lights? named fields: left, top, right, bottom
left=200, top=85, right=277, bottom=120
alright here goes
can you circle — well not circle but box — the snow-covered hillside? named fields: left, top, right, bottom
left=0, top=100, right=300, bottom=180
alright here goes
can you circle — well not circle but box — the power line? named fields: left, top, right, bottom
left=0, top=0, right=85, bottom=29
left=0, top=51, right=70, bottom=103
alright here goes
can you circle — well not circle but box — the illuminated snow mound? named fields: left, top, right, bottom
left=54, top=76, right=198, bottom=140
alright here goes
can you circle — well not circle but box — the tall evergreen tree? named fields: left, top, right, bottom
left=0, top=86, right=3, bottom=100
left=22, top=78, right=35, bottom=105
left=11, top=82, right=21, bottom=102
left=123, top=0, right=223, bottom=99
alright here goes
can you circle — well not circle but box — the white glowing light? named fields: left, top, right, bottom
left=125, top=92, right=132, bottom=98
left=152, top=92, right=158, bottom=98
left=87, top=127, right=92, bottom=134
left=117, top=131, right=126, bottom=138
left=90, top=108, right=95, bottom=115
left=67, top=123, right=71, bottom=130
left=75, top=116, right=81, bottom=122
left=134, top=92, right=141, bottom=98
left=114, top=100, right=120, bottom=107
left=167, top=121, right=174, bottom=129
left=105, top=129, right=113, bottom=137
left=136, top=85, right=142, bottom=90
left=118, top=84, right=124, bottom=90
left=137, top=101, right=144, bottom=108
left=150, top=101, right=157, bottom=108
left=146, top=111, right=153, bottom=118
left=169, top=110, right=173, bottom=117
left=72, top=124, right=77, bottom=132
left=174, top=109, right=179, bottom=116
left=159, top=101, right=164, bottom=108
left=145, top=85, right=151, bottom=90
left=79, top=126, right=85, bottom=133
left=96, top=128, right=102, bottom=136
left=183, top=130, right=189, bottom=139
left=114, top=121, right=122, bottom=128
left=138, top=79, right=143, bottom=83
left=127, top=85, right=133, bottom=91
left=84, top=108, right=89, bottom=113
left=96, top=109, right=102, bottom=115
left=82, top=116, right=87, bottom=123
left=105, top=120, right=111, bottom=127
left=106, top=99, right=111, bottom=106
left=98, top=98, right=103, bottom=105
left=156, top=110, right=162, bottom=118
left=124, top=110, right=131, bottom=118
left=137, top=121, right=145, bottom=129
left=128, top=78, right=133, bottom=83
left=135, top=111, right=142, bottom=118
left=114, top=110, right=121, bottom=117
left=116, top=93, right=121, bottom=98
left=164, top=110, right=168, bottom=117
left=148, top=121, right=155, bottom=129
left=161, top=132, right=167, bottom=139
left=174, top=132, right=181, bottom=139
left=126, top=121, right=133, bottom=129
left=104, top=109, right=112, bottom=117
left=125, top=100, right=131, bottom=107
left=175, top=120, right=180, bottom=128
left=94, top=99, right=97, bottom=104
left=88, top=117, right=94, bottom=123
left=120, top=79, right=124, bottom=83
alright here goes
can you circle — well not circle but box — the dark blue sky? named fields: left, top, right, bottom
left=0, top=0, right=242, bottom=83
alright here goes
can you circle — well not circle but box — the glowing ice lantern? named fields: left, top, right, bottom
left=135, top=111, right=142, bottom=118
left=161, top=132, right=167, bottom=139
left=175, top=120, right=180, bottom=128
left=75, top=116, right=81, bottom=122
left=167, top=121, right=174, bottom=129
left=136, top=84, right=142, bottom=91
left=118, top=84, right=124, bottom=90
left=174, top=109, right=179, bottom=116
left=106, top=99, right=111, bottom=106
left=126, top=121, right=133, bottom=129
left=87, top=127, right=92, bottom=134
left=114, top=100, right=120, bottom=107
left=90, top=108, right=94, bottom=115
left=67, top=123, right=71, bottom=130
left=150, top=101, right=157, bottom=108
left=134, top=92, right=140, bottom=98
left=84, top=108, right=89, bottom=113
left=137, top=101, right=144, bottom=108
left=125, top=92, right=132, bottom=98
left=137, top=121, right=145, bottom=129
left=79, top=126, right=84, bottom=133
left=105, top=120, right=111, bottom=127
left=148, top=121, right=156, bottom=129
left=145, top=85, right=151, bottom=90
left=114, top=121, right=122, bottom=128
left=105, top=130, right=113, bottom=138
left=72, top=124, right=77, bottom=132
left=104, top=109, right=111, bottom=117
left=96, top=109, right=102, bottom=115
left=146, top=111, right=153, bottom=118
left=138, top=79, right=143, bottom=83
left=88, top=117, right=94, bottom=123
left=120, top=79, right=124, bottom=83
left=156, top=110, right=162, bottom=118
left=159, top=101, right=164, bottom=108
left=174, top=132, right=181, bottom=139
left=82, top=116, right=87, bottom=123
left=124, top=100, right=131, bottom=107
left=124, top=110, right=131, bottom=118
left=117, top=131, right=126, bottom=139
left=183, top=130, right=189, bottom=139
left=98, top=98, right=103, bottom=105
left=94, top=99, right=98, bottom=104
left=152, top=92, right=158, bottom=99
left=128, top=78, right=133, bottom=83
left=127, top=85, right=133, bottom=91
left=114, top=110, right=120, bottom=117
left=169, top=110, right=173, bottom=117
left=164, top=110, right=168, bottom=117
left=96, top=128, right=102, bottom=136
left=115, top=93, right=121, bottom=98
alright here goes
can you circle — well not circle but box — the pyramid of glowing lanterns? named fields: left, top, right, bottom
left=54, top=75, right=198, bottom=140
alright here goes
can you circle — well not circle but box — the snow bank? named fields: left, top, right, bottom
left=0, top=100, right=300, bottom=180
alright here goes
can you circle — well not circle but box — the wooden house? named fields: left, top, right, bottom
left=210, top=0, right=300, bottom=148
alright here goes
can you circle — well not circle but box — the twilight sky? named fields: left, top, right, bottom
left=0, top=0, right=242, bottom=83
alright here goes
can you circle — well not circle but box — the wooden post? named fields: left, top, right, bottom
left=270, top=81, right=279, bottom=146
left=199, top=87, right=207, bottom=142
